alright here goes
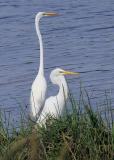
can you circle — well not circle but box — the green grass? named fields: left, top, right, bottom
left=0, top=90, right=114, bottom=160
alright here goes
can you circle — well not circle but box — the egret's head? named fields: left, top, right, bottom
left=35, top=12, right=58, bottom=20
left=50, top=68, right=79, bottom=84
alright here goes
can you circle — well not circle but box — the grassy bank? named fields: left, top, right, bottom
left=0, top=90, right=114, bottom=160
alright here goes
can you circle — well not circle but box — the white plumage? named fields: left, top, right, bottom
left=30, top=12, right=57, bottom=120
left=38, top=68, right=79, bottom=124
left=29, top=12, right=79, bottom=124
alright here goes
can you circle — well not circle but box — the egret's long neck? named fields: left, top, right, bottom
left=57, top=77, right=68, bottom=102
left=35, top=17, right=44, bottom=75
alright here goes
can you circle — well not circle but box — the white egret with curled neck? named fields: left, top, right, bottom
left=30, top=12, right=58, bottom=121
left=38, top=68, right=79, bottom=124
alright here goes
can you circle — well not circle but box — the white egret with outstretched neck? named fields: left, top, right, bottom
left=30, top=12, right=58, bottom=121
left=38, top=68, right=79, bottom=123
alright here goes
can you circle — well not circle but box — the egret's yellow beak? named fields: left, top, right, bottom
left=43, top=12, right=58, bottom=16
left=62, top=70, right=80, bottom=75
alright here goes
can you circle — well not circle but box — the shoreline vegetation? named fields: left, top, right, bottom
left=0, top=89, right=114, bottom=160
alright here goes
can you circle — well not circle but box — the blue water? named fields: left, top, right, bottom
left=0, top=0, right=114, bottom=116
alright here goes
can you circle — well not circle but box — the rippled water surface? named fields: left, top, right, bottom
left=0, top=0, right=114, bottom=115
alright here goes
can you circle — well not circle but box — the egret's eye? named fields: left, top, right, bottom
left=59, top=71, right=63, bottom=74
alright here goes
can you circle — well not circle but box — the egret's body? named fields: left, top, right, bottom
left=30, top=12, right=57, bottom=120
left=38, top=68, right=79, bottom=123
left=30, top=74, right=47, bottom=119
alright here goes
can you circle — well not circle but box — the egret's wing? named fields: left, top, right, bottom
left=30, top=89, right=46, bottom=122
left=36, top=100, right=45, bottom=119
left=38, top=96, right=59, bottom=123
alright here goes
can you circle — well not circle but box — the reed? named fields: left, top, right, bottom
left=0, top=89, right=113, bottom=160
